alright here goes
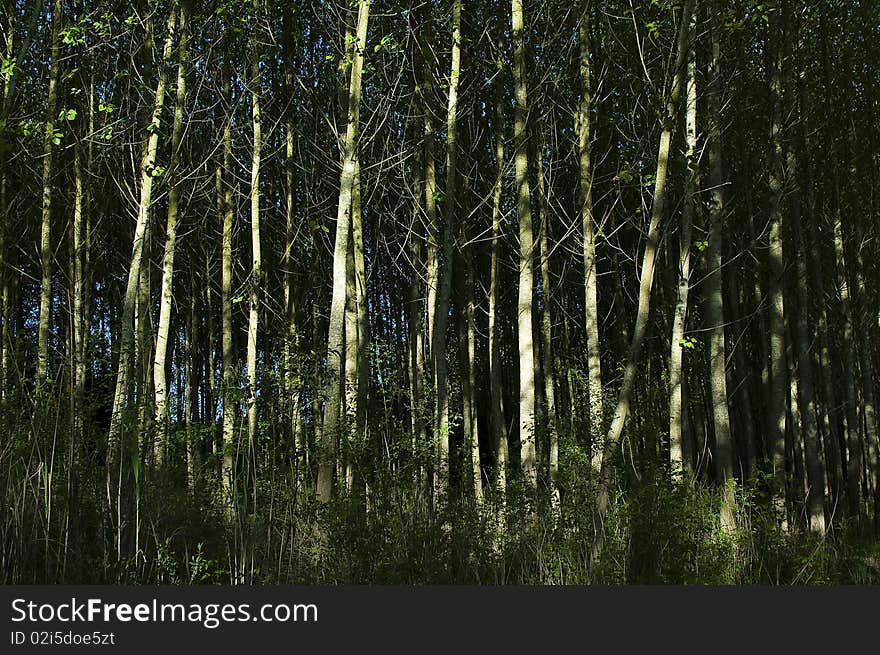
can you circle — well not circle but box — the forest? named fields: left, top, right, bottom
left=1, top=0, right=879, bottom=585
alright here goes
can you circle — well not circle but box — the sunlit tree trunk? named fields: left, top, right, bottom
left=406, top=29, right=427, bottom=487
left=423, top=8, right=439, bottom=367
left=220, top=73, right=236, bottom=505
left=246, top=3, right=263, bottom=493
left=669, top=9, right=697, bottom=474
left=593, top=0, right=694, bottom=537
left=108, top=8, right=177, bottom=467
left=512, top=0, right=536, bottom=488
left=153, top=0, right=188, bottom=468
left=0, top=0, right=13, bottom=402
left=344, top=214, right=358, bottom=490
left=70, top=144, right=85, bottom=446
left=318, top=0, right=370, bottom=503
left=577, top=7, right=603, bottom=440
left=407, top=151, right=427, bottom=483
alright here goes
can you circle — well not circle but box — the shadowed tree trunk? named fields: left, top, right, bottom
left=36, top=0, right=62, bottom=387
left=706, top=3, right=736, bottom=533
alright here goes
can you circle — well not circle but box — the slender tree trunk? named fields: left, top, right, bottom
left=406, top=48, right=427, bottom=487
left=577, top=7, right=603, bottom=438
left=108, top=8, right=177, bottom=470
left=153, top=0, right=188, bottom=468
left=318, top=0, right=370, bottom=503
left=220, top=75, right=236, bottom=506
left=186, top=271, right=198, bottom=492
left=247, top=5, right=263, bottom=493
left=456, top=219, right=480, bottom=502
left=536, top=136, right=558, bottom=500
left=344, top=220, right=358, bottom=490
left=431, top=0, right=461, bottom=498
left=512, top=0, right=537, bottom=488
left=0, top=0, right=12, bottom=403
left=71, top=143, right=85, bottom=447
left=408, top=205, right=427, bottom=483
left=833, top=189, right=860, bottom=522
left=36, top=0, right=63, bottom=386
left=669, top=9, right=697, bottom=474
left=706, top=5, right=736, bottom=532
left=767, top=6, right=790, bottom=515
left=345, top=159, right=369, bottom=491
left=423, top=9, right=439, bottom=366
left=593, top=0, right=694, bottom=539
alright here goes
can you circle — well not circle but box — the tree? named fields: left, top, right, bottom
left=319, top=0, right=370, bottom=503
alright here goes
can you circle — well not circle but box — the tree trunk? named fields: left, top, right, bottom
left=577, top=7, right=603, bottom=439
left=767, top=6, right=790, bottom=514
left=536, top=135, right=558, bottom=500
left=431, top=0, right=461, bottom=498
left=318, top=0, right=370, bottom=503
left=669, top=8, right=697, bottom=474
left=489, top=19, right=507, bottom=497
left=282, top=2, right=304, bottom=486
left=593, top=0, right=694, bottom=537
left=71, top=143, right=85, bottom=447
left=706, top=5, right=736, bottom=532
left=220, top=74, right=236, bottom=506
left=246, top=4, right=263, bottom=496
left=512, top=0, right=537, bottom=489
left=153, top=0, right=188, bottom=468
left=36, top=0, right=62, bottom=386
left=108, top=8, right=177, bottom=468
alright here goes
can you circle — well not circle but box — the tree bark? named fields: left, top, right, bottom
left=431, top=0, right=461, bottom=498
left=593, top=0, right=694, bottom=538
left=512, top=0, right=537, bottom=489
left=489, top=17, right=507, bottom=497
left=246, top=2, right=263, bottom=493
left=577, top=7, right=603, bottom=439
left=220, top=72, right=236, bottom=506
left=536, top=134, right=558, bottom=500
left=669, top=8, right=697, bottom=474
left=108, top=8, right=177, bottom=468
left=706, top=5, right=736, bottom=532
left=153, top=0, right=188, bottom=468
left=318, top=0, right=370, bottom=503
left=36, top=0, right=63, bottom=386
